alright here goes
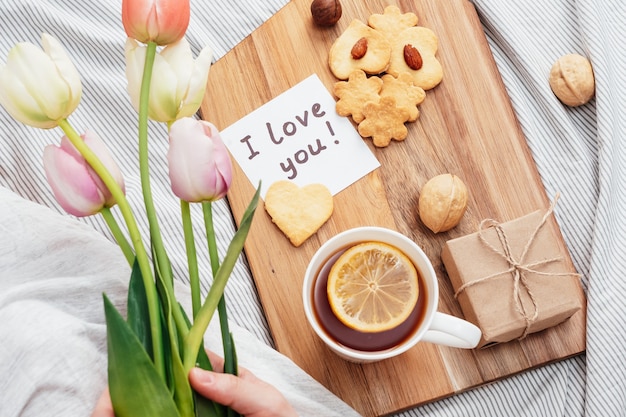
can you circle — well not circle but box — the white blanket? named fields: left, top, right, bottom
left=1, top=0, right=624, bottom=416
left=0, top=187, right=359, bottom=416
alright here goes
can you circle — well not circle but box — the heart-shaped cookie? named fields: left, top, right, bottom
left=264, top=181, right=334, bottom=247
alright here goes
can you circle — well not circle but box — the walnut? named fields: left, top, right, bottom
left=418, top=174, right=468, bottom=233
left=549, top=54, right=595, bottom=107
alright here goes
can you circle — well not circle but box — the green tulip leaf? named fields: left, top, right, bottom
left=193, top=373, right=223, bottom=417
left=179, top=305, right=213, bottom=372
left=126, top=258, right=153, bottom=355
left=193, top=340, right=223, bottom=417
left=104, top=294, right=180, bottom=417
left=229, top=333, right=238, bottom=377
left=150, top=250, right=197, bottom=417
left=226, top=334, right=242, bottom=417
left=169, top=336, right=196, bottom=417
left=179, top=304, right=222, bottom=417
left=214, top=182, right=260, bottom=289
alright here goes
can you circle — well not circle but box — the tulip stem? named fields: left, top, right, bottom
left=203, top=202, right=236, bottom=377
left=182, top=203, right=228, bottom=371
left=101, top=207, right=135, bottom=265
left=136, top=42, right=193, bottom=370
left=183, top=185, right=260, bottom=372
left=180, top=200, right=201, bottom=317
left=58, top=118, right=165, bottom=379
left=137, top=41, right=173, bottom=288
left=182, top=262, right=227, bottom=371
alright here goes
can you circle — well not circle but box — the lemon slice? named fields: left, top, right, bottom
left=327, top=241, right=419, bottom=333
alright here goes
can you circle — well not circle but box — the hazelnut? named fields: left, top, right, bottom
left=418, top=174, right=468, bottom=233
left=311, top=0, right=342, bottom=27
left=549, top=54, right=595, bottom=106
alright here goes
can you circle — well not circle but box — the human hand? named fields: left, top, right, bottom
left=91, top=350, right=297, bottom=417
left=188, top=350, right=298, bottom=417
left=90, top=388, right=114, bottom=417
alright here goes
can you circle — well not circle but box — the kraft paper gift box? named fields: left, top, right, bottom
left=441, top=207, right=583, bottom=348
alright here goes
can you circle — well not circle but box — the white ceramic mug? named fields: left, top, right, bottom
left=302, top=226, right=482, bottom=363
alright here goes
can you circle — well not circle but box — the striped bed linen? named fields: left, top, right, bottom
left=0, top=0, right=623, bottom=416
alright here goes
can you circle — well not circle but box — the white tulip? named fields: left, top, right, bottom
left=125, top=37, right=212, bottom=123
left=0, top=33, right=82, bottom=129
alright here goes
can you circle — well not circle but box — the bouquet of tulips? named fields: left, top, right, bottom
left=0, top=1, right=259, bottom=416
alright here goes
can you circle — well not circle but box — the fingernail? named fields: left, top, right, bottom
left=192, top=368, right=214, bottom=385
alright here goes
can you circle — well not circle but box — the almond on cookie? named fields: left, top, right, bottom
left=386, top=26, right=443, bottom=90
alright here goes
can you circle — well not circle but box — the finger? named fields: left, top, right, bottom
left=90, top=388, right=114, bottom=417
left=204, top=349, right=225, bottom=373
left=188, top=368, right=296, bottom=417
left=204, top=350, right=254, bottom=379
left=202, top=350, right=261, bottom=389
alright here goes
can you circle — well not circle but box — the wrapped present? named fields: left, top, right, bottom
left=441, top=199, right=583, bottom=348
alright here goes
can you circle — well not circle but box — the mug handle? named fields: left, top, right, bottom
left=421, top=312, right=482, bottom=349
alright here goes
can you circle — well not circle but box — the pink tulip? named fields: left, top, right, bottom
left=122, top=0, right=190, bottom=46
left=167, top=118, right=232, bottom=202
left=43, top=130, right=126, bottom=217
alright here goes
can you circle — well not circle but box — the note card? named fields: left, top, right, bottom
left=220, top=74, right=380, bottom=199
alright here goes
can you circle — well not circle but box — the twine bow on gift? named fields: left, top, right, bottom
left=454, top=194, right=577, bottom=340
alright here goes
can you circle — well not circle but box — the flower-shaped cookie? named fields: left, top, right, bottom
left=358, top=96, right=411, bottom=147
left=380, top=72, right=426, bottom=122
left=368, top=5, right=418, bottom=43
left=328, top=19, right=391, bottom=80
left=327, top=6, right=443, bottom=147
left=333, top=69, right=383, bottom=123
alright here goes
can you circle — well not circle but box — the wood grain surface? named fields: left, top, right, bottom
left=199, top=0, right=587, bottom=415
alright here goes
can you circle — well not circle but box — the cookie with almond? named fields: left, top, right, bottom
left=328, top=19, right=391, bottom=79
left=386, top=26, right=443, bottom=90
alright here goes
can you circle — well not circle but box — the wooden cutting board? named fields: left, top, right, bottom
left=199, top=0, right=587, bottom=415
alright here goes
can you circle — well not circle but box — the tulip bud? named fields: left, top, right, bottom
left=122, top=0, right=190, bottom=46
left=43, top=130, right=125, bottom=217
left=167, top=118, right=232, bottom=202
left=125, top=37, right=212, bottom=123
left=0, top=33, right=82, bottom=129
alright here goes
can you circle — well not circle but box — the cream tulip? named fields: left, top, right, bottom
left=125, top=37, right=212, bottom=123
left=0, top=33, right=82, bottom=129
